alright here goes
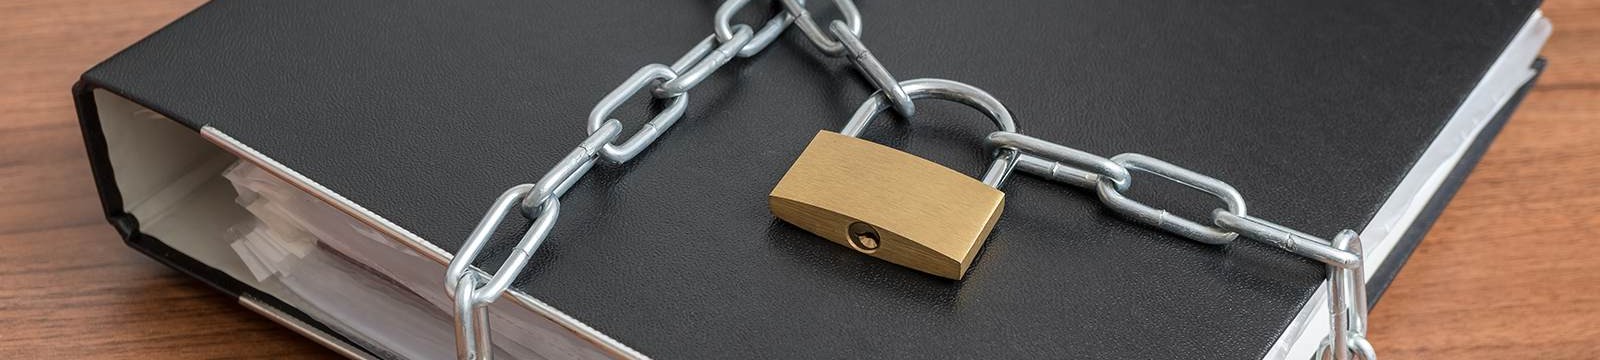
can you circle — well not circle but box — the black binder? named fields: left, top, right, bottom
left=74, top=0, right=1549, bottom=358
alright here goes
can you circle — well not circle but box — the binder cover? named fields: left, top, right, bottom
left=74, top=0, right=1545, bottom=358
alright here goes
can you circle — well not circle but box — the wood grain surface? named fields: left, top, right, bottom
left=0, top=0, right=1595, bottom=358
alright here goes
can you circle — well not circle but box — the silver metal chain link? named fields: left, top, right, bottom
left=447, top=1, right=1377, bottom=359
left=780, top=0, right=915, bottom=117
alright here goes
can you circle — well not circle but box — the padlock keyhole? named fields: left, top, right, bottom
left=847, top=221, right=881, bottom=253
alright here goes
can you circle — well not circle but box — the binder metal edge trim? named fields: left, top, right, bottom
left=240, top=294, right=381, bottom=360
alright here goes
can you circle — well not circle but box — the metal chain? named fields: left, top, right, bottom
left=987, top=132, right=1375, bottom=360
left=777, top=2, right=1377, bottom=355
left=443, top=2, right=802, bottom=359
left=446, top=1, right=1377, bottom=359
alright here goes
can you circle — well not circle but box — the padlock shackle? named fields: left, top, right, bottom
left=840, top=78, right=1019, bottom=188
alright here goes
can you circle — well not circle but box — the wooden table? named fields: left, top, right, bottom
left=1, top=0, right=1595, bottom=358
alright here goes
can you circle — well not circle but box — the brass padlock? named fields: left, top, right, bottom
left=768, top=79, right=1017, bottom=280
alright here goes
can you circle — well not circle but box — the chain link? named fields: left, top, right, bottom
left=1213, top=211, right=1361, bottom=267
left=715, top=0, right=804, bottom=57
left=987, top=131, right=1374, bottom=359
left=990, top=132, right=1131, bottom=190
left=1314, top=230, right=1373, bottom=360
left=780, top=0, right=861, bottom=56
left=517, top=120, right=622, bottom=217
left=657, top=25, right=754, bottom=97
left=1096, top=153, right=1247, bottom=245
left=830, top=21, right=914, bottom=117
left=446, top=185, right=556, bottom=303
left=783, top=0, right=915, bottom=117
left=586, top=65, right=689, bottom=163
left=453, top=276, right=490, bottom=358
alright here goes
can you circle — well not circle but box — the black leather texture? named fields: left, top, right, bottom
left=80, top=0, right=1541, bottom=358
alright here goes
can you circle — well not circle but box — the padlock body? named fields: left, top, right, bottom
left=769, top=131, right=1005, bottom=280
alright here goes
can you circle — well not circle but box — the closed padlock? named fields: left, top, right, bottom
left=769, top=79, right=1018, bottom=280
